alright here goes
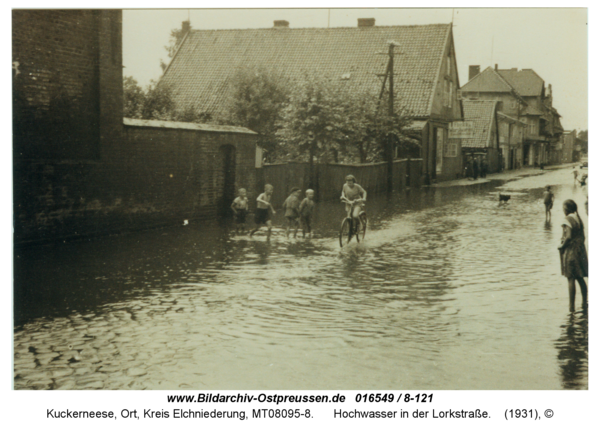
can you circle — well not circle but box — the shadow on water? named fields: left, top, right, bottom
left=555, top=311, right=588, bottom=389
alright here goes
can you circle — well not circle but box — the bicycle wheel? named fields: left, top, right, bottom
left=339, top=217, right=353, bottom=248
left=358, top=212, right=367, bottom=242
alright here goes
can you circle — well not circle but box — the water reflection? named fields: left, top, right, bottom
left=555, top=312, right=588, bottom=390
left=14, top=168, right=588, bottom=389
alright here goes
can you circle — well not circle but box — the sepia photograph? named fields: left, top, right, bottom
left=12, top=6, right=589, bottom=395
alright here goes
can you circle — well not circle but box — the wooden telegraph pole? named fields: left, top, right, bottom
left=377, top=41, right=399, bottom=193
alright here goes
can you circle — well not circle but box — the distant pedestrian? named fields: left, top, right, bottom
left=299, top=189, right=316, bottom=238
left=481, top=159, right=488, bottom=178
left=231, top=188, right=249, bottom=234
left=250, top=184, right=276, bottom=240
left=573, top=167, right=579, bottom=185
left=558, top=199, right=588, bottom=312
left=282, top=187, right=302, bottom=238
left=465, top=158, right=473, bottom=180
left=543, top=185, right=554, bottom=221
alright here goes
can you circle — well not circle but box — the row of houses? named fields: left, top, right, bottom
left=456, top=65, right=571, bottom=172
left=12, top=11, right=577, bottom=243
left=160, top=18, right=574, bottom=180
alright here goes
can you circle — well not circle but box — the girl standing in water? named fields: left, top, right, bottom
left=558, top=199, right=588, bottom=312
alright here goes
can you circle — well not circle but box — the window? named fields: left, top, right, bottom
left=445, top=139, right=458, bottom=157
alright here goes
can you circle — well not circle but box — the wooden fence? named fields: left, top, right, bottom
left=256, top=159, right=422, bottom=204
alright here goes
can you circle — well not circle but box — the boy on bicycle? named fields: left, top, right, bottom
left=341, top=175, right=366, bottom=232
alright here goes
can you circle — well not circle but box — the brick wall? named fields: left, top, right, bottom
left=14, top=125, right=258, bottom=244
left=13, top=10, right=122, bottom=160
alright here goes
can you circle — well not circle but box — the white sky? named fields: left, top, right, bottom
left=123, top=8, right=588, bottom=131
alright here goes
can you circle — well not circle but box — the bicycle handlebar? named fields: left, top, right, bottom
left=341, top=197, right=365, bottom=205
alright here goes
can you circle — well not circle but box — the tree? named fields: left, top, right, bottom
left=277, top=74, right=348, bottom=185
left=123, top=76, right=209, bottom=123
left=221, top=66, right=290, bottom=161
left=160, top=21, right=190, bottom=71
left=123, top=76, right=145, bottom=118
left=277, top=73, right=417, bottom=172
left=139, top=80, right=176, bottom=120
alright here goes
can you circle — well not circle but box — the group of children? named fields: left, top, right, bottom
left=230, top=184, right=316, bottom=240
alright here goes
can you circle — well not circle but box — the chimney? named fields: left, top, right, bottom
left=468, top=65, right=480, bottom=81
left=495, top=63, right=498, bottom=71
left=274, top=20, right=289, bottom=28
left=358, top=18, right=375, bottom=27
left=182, top=20, right=191, bottom=34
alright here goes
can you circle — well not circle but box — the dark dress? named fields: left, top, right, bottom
left=560, top=214, right=588, bottom=279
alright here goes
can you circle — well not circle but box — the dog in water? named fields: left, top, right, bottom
left=499, top=193, right=511, bottom=204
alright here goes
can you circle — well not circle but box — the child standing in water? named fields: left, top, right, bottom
left=231, top=188, right=249, bottom=234
left=558, top=199, right=588, bottom=312
left=250, top=184, right=276, bottom=240
left=573, top=167, right=579, bottom=185
left=282, top=187, right=302, bottom=238
left=543, top=185, right=554, bottom=221
left=299, top=189, right=316, bottom=238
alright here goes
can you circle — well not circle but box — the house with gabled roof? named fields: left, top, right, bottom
left=460, top=65, right=563, bottom=167
left=449, top=100, right=502, bottom=173
left=160, top=18, right=464, bottom=183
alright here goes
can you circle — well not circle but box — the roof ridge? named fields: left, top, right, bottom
left=186, top=23, right=452, bottom=32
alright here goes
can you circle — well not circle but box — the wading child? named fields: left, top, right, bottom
left=299, top=189, right=316, bottom=238
left=558, top=199, right=588, bottom=312
left=543, top=185, right=554, bottom=221
left=231, top=188, right=249, bottom=234
left=573, top=167, right=579, bottom=185
left=250, top=184, right=276, bottom=240
left=282, top=187, right=302, bottom=238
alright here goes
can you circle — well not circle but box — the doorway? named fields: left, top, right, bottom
left=219, top=145, right=236, bottom=217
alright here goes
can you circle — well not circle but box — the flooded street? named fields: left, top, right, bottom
left=14, top=167, right=588, bottom=390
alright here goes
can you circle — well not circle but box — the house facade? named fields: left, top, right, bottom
left=497, top=111, right=527, bottom=170
left=560, top=130, right=577, bottom=164
left=449, top=100, right=502, bottom=174
left=160, top=19, right=464, bottom=183
left=460, top=65, right=563, bottom=167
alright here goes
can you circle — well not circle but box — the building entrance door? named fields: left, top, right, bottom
left=219, top=145, right=236, bottom=218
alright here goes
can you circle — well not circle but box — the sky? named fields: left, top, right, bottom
left=122, top=8, right=588, bottom=132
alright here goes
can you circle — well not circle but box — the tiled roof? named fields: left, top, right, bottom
left=160, top=24, right=452, bottom=118
left=449, top=100, right=496, bottom=148
left=123, top=118, right=257, bottom=134
left=460, top=67, right=513, bottom=93
left=497, top=69, right=544, bottom=97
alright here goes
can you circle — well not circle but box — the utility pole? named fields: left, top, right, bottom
left=387, top=43, right=395, bottom=193
left=377, top=41, right=399, bottom=193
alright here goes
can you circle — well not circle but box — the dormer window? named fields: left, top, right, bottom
left=341, top=73, right=351, bottom=80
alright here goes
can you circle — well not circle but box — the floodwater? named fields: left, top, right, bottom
left=13, top=167, right=588, bottom=390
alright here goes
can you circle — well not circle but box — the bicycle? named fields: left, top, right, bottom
left=339, top=197, right=367, bottom=248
